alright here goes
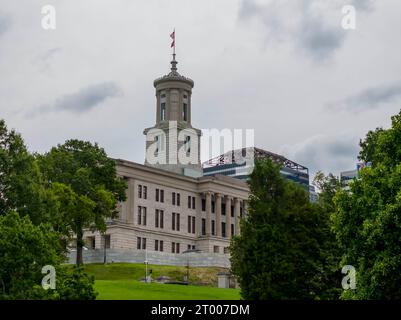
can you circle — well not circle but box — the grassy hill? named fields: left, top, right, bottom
left=78, top=263, right=240, bottom=300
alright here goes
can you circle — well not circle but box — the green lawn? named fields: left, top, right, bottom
left=74, top=263, right=241, bottom=300
left=95, top=280, right=241, bottom=300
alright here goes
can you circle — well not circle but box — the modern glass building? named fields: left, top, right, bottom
left=202, top=147, right=310, bottom=189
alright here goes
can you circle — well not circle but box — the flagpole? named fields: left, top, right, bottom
left=173, top=28, right=176, bottom=57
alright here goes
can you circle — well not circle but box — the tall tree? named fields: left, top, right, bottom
left=0, top=211, right=97, bottom=300
left=38, top=139, right=127, bottom=265
left=333, top=110, right=401, bottom=299
left=0, top=211, right=61, bottom=299
left=0, top=119, right=57, bottom=226
left=312, top=171, right=342, bottom=299
left=230, top=159, right=335, bottom=299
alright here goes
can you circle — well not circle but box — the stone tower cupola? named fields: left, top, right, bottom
left=144, top=53, right=202, bottom=177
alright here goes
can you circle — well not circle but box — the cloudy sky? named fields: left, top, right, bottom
left=1, top=0, right=400, bottom=178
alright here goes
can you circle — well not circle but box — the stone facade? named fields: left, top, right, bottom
left=83, top=160, right=249, bottom=260
left=80, top=54, right=250, bottom=267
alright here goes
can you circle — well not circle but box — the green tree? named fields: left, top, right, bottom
left=0, top=119, right=51, bottom=223
left=230, top=159, right=334, bottom=299
left=0, top=211, right=97, bottom=300
left=333, top=110, right=401, bottom=299
left=56, top=266, right=97, bottom=300
left=312, top=171, right=342, bottom=299
left=0, top=211, right=61, bottom=299
left=38, top=139, right=127, bottom=265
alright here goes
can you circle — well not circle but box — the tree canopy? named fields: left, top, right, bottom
left=38, top=139, right=127, bottom=264
left=230, top=159, right=338, bottom=299
left=333, top=110, right=401, bottom=299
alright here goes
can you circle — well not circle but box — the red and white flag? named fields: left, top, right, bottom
left=170, top=30, right=175, bottom=48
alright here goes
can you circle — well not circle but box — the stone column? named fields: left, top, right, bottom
left=234, top=198, right=241, bottom=235
left=206, top=192, right=212, bottom=236
left=188, top=91, right=192, bottom=124
left=215, top=193, right=222, bottom=237
left=156, top=91, right=160, bottom=123
left=166, top=89, right=171, bottom=120
left=178, top=88, right=183, bottom=121
left=225, top=196, right=232, bottom=238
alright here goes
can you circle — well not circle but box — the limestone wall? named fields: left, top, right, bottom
left=67, top=249, right=230, bottom=268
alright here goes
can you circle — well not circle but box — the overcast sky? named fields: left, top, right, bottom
left=1, top=0, right=400, bottom=178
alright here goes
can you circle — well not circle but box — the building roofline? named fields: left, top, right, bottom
left=112, top=158, right=248, bottom=191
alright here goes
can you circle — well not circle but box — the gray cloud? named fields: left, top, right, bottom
left=238, top=0, right=370, bottom=62
left=329, top=81, right=401, bottom=113
left=29, top=82, right=122, bottom=116
left=0, top=12, right=11, bottom=37
left=351, top=0, right=375, bottom=12
left=298, top=12, right=346, bottom=61
left=280, top=133, right=360, bottom=177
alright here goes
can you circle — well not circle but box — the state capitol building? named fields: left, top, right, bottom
left=80, top=53, right=309, bottom=266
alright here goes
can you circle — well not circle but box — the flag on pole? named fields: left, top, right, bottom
left=170, top=30, right=175, bottom=48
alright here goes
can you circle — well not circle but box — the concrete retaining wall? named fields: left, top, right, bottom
left=67, top=249, right=231, bottom=268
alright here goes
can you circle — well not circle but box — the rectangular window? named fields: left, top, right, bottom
left=87, top=236, right=95, bottom=249
left=138, top=185, right=142, bottom=198
left=192, top=216, right=195, bottom=234
left=172, top=212, right=176, bottom=231
left=176, top=243, right=180, bottom=254
left=172, top=242, right=175, bottom=253
left=187, top=244, right=191, bottom=250
left=212, top=201, right=215, bottom=213
left=222, top=203, right=226, bottom=215
left=192, top=245, right=195, bottom=250
left=160, top=210, right=164, bottom=229
left=202, top=199, right=206, bottom=211
left=143, top=207, right=147, bottom=226
left=183, top=103, right=188, bottom=121
left=172, top=192, right=176, bottom=205
left=188, top=196, right=191, bottom=209
left=160, top=240, right=164, bottom=252
left=185, top=135, right=191, bottom=154
left=177, top=193, right=180, bottom=206
left=137, top=237, right=141, bottom=250
left=212, top=220, right=215, bottom=236
left=142, top=238, right=146, bottom=250
left=176, top=213, right=180, bottom=231
left=214, top=246, right=219, bottom=253
left=143, top=186, right=147, bottom=199
left=202, top=218, right=206, bottom=235
left=155, top=209, right=159, bottom=228
left=160, top=190, right=164, bottom=203
left=156, top=189, right=159, bottom=202
left=187, top=216, right=191, bottom=233
left=231, top=206, right=234, bottom=217
left=160, top=102, right=166, bottom=121
left=155, top=239, right=159, bottom=251
left=231, top=224, right=234, bottom=237
left=104, top=235, right=111, bottom=249
left=222, top=222, right=226, bottom=238
left=137, top=206, right=142, bottom=225
left=192, top=197, right=195, bottom=209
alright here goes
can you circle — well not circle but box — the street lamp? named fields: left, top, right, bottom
left=144, top=248, right=149, bottom=283
left=182, top=249, right=202, bottom=284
